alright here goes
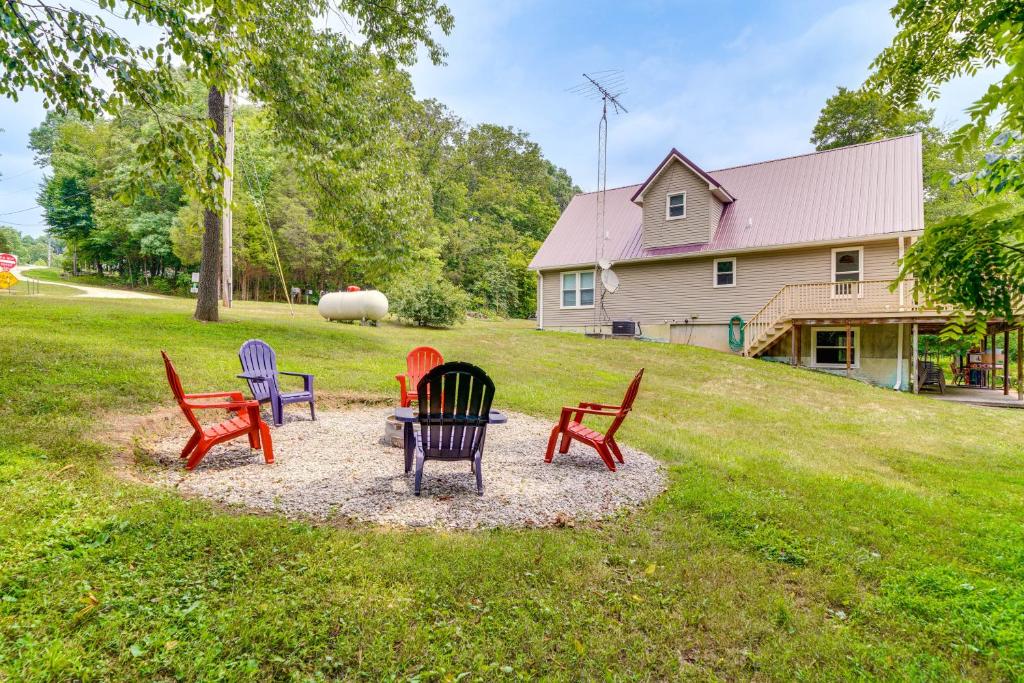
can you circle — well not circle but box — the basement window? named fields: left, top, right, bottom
left=666, top=192, right=686, bottom=219
left=561, top=270, right=595, bottom=308
left=812, top=327, right=860, bottom=368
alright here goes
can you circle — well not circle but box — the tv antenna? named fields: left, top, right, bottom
left=568, top=70, right=628, bottom=330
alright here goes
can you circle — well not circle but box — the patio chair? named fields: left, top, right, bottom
left=413, top=361, right=495, bottom=496
left=396, top=346, right=443, bottom=408
left=238, top=339, right=316, bottom=426
left=161, top=351, right=273, bottom=470
left=950, top=359, right=967, bottom=386
left=544, top=369, right=644, bottom=472
left=917, top=360, right=946, bottom=394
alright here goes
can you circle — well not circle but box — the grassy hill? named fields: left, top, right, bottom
left=2, top=290, right=1023, bottom=679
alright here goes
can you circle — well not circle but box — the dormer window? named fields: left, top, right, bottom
left=665, top=192, right=686, bottom=220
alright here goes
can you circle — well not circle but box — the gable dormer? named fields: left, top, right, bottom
left=631, top=149, right=734, bottom=249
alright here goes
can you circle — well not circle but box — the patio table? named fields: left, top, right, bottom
left=394, top=406, right=508, bottom=473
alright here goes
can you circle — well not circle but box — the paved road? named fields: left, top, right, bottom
left=13, top=265, right=162, bottom=300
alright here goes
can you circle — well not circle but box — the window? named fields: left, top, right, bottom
left=665, top=192, right=686, bottom=219
left=831, top=246, right=863, bottom=297
left=812, top=327, right=859, bottom=368
left=561, top=270, right=595, bottom=308
left=713, top=258, right=736, bottom=287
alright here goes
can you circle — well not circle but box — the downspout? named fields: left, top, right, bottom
left=894, top=323, right=904, bottom=390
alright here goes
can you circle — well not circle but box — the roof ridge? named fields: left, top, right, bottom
left=707, top=132, right=922, bottom=174
left=573, top=183, right=642, bottom=197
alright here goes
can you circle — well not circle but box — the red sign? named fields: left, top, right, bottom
left=0, top=253, right=16, bottom=271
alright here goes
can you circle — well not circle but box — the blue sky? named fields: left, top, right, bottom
left=0, top=0, right=998, bottom=237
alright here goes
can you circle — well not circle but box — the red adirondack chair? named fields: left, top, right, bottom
left=544, top=369, right=644, bottom=472
left=161, top=351, right=273, bottom=470
left=396, top=346, right=444, bottom=407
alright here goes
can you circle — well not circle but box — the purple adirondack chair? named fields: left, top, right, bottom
left=238, top=339, right=316, bottom=427
left=413, top=362, right=495, bottom=496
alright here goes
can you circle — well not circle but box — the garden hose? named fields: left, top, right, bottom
left=728, top=315, right=745, bottom=351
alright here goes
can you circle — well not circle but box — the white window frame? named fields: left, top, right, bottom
left=665, top=192, right=687, bottom=220
left=713, top=257, right=736, bottom=288
left=831, top=246, right=864, bottom=298
left=560, top=269, right=595, bottom=309
left=811, top=326, right=861, bottom=369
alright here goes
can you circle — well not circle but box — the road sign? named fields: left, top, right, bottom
left=0, top=253, right=17, bottom=271
left=0, top=272, right=18, bottom=289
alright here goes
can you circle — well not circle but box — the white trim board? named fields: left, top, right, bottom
left=810, top=326, right=861, bottom=369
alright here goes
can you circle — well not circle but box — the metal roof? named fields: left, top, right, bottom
left=530, top=133, right=924, bottom=270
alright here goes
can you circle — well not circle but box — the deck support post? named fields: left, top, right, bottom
left=1005, top=328, right=1011, bottom=396
left=894, top=323, right=904, bottom=391
left=1017, top=328, right=1022, bottom=401
left=912, top=323, right=919, bottom=394
left=790, top=325, right=798, bottom=366
left=990, top=331, right=997, bottom=389
left=790, top=325, right=798, bottom=368
left=845, top=322, right=852, bottom=378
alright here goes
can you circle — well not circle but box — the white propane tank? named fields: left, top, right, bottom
left=318, top=287, right=389, bottom=322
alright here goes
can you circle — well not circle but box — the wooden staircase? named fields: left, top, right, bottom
left=745, top=317, right=794, bottom=357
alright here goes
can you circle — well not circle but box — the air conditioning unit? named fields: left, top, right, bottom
left=612, top=320, right=637, bottom=336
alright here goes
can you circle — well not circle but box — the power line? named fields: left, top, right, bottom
left=0, top=205, right=41, bottom=216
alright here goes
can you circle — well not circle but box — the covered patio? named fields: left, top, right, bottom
left=912, top=320, right=1024, bottom=406
left=925, top=385, right=1024, bottom=408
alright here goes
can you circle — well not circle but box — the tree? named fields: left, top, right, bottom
left=3, top=0, right=453, bottom=321
left=899, top=204, right=1024, bottom=339
left=811, top=87, right=932, bottom=151
left=870, top=0, right=1024, bottom=196
left=870, top=0, right=1024, bottom=333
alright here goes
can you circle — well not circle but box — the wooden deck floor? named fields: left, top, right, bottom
left=923, top=386, right=1024, bottom=409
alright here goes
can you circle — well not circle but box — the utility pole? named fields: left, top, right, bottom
left=222, top=91, right=235, bottom=308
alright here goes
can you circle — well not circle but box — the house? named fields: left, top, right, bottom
left=529, top=133, right=959, bottom=390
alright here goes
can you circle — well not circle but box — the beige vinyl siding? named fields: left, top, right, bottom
left=709, top=197, right=724, bottom=236
left=540, top=239, right=901, bottom=328
left=641, top=161, right=714, bottom=248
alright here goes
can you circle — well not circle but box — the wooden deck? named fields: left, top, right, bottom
left=923, top=386, right=1024, bottom=409
left=744, top=279, right=946, bottom=357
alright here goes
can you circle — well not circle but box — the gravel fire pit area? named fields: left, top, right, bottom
left=145, top=407, right=665, bottom=529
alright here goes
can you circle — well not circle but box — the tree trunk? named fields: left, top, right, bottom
left=194, top=84, right=225, bottom=322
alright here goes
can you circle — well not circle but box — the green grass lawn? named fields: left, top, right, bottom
left=2, top=292, right=1023, bottom=680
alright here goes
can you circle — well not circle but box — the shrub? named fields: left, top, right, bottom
left=391, top=279, right=469, bottom=328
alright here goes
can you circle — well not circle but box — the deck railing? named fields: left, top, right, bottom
left=744, top=279, right=924, bottom=354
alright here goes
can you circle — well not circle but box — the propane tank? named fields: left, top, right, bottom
left=318, top=288, right=389, bottom=322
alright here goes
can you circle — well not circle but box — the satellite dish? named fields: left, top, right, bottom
left=601, top=267, right=620, bottom=293
left=598, top=258, right=612, bottom=270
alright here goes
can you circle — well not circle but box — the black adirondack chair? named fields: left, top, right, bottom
left=414, top=362, right=496, bottom=496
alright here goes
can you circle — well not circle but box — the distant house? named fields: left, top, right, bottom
left=530, top=133, right=958, bottom=389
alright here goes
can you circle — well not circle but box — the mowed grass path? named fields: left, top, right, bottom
left=2, top=290, right=1023, bottom=680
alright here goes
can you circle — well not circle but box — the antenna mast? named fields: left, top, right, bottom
left=568, top=71, right=628, bottom=331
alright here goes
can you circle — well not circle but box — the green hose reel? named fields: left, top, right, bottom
left=728, top=315, right=745, bottom=351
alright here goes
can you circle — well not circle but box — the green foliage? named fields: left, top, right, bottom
left=32, top=80, right=572, bottom=318
left=0, top=228, right=52, bottom=264
left=404, top=101, right=577, bottom=317
left=811, top=87, right=932, bottom=151
left=899, top=204, right=1024, bottom=340
left=870, top=0, right=1024, bottom=338
left=390, top=277, right=468, bottom=327
left=2, top=0, right=454, bottom=210
left=870, top=0, right=1024, bottom=197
